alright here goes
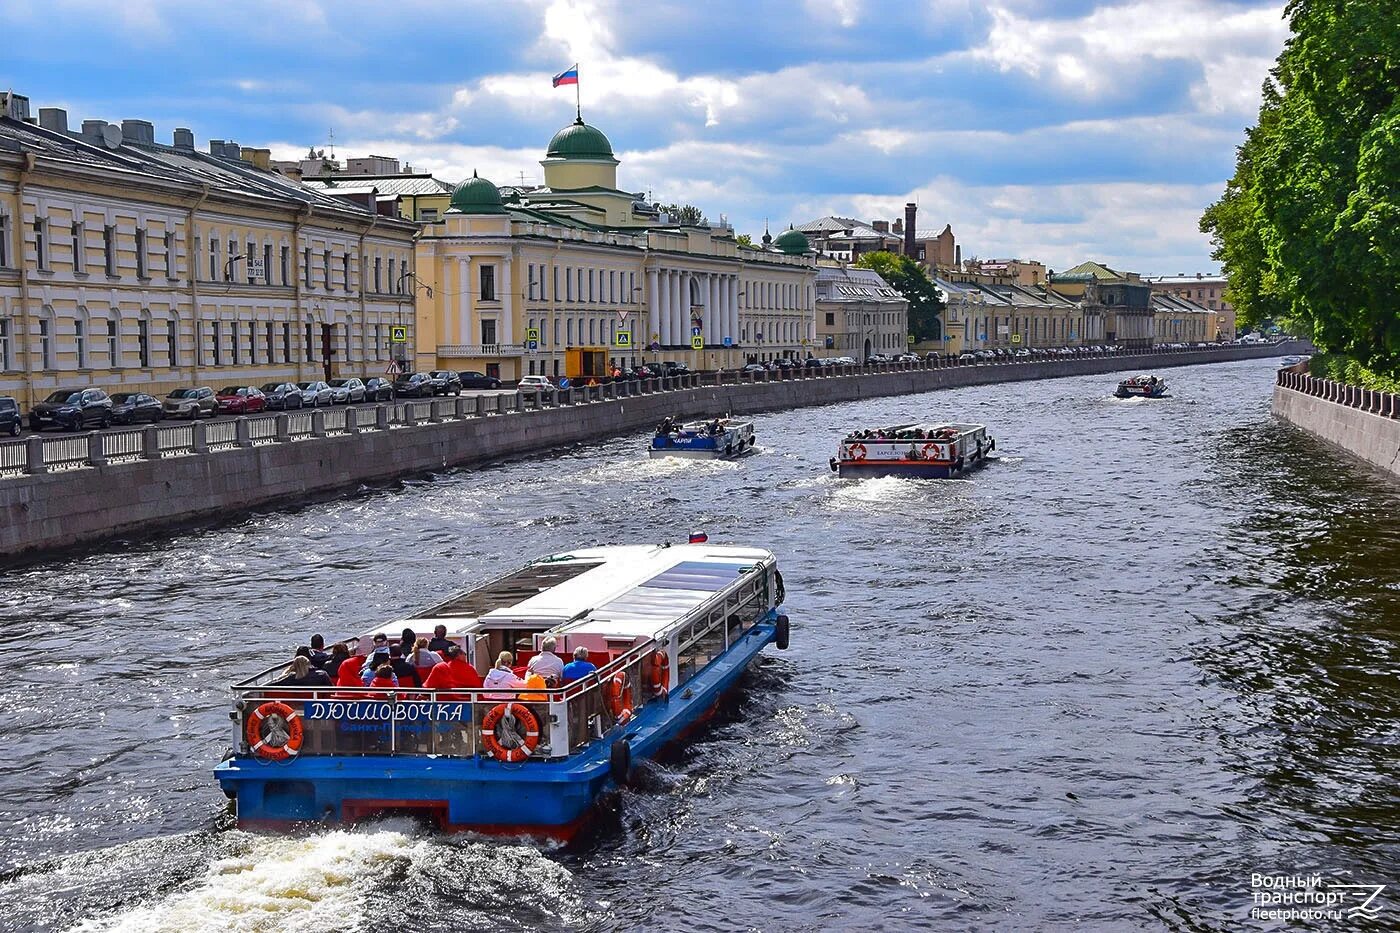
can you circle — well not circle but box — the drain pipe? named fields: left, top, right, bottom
left=16, top=152, right=36, bottom=409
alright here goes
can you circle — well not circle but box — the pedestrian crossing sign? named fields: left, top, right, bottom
left=615, top=330, right=633, bottom=349
left=526, top=327, right=540, bottom=342
left=691, top=335, right=704, bottom=350
left=390, top=326, right=408, bottom=343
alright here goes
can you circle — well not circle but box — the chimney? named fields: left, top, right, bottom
left=121, top=119, right=155, bottom=146
left=872, top=220, right=889, bottom=234
left=254, top=148, right=272, bottom=170
left=173, top=127, right=194, bottom=149
left=240, top=146, right=256, bottom=164
left=209, top=139, right=225, bottom=155
left=892, top=218, right=903, bottom=235
left=956, top=244, right=962, bottom=266
left=38, top=108, right=68, bottom=133
left=903, top=202, right=917, bottom=258
left=2, top=93, right=31, bottom=121
left=81, top=120, right=108, bottom=142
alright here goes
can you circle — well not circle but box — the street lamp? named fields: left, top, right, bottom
left=394, top=271, right=433, bottom=372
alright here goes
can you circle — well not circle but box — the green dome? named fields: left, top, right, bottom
left=773, top=226, right=810, bottom=255
left=546, top=118, right=616, bottom=160
left=449, top=171, right=505, bottom=214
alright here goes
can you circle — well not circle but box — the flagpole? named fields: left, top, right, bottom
left=575, top=63, right=581, bottom=120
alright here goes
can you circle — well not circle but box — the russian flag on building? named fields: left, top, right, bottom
left=552, top=65, right=579, bottom=88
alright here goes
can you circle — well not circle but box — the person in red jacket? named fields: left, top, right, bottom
left=424, top=644, right=483, bottom=697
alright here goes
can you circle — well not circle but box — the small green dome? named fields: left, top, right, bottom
left=449, top=171, right=505, bottom=214
left=773, top=226, right=810, bottom=255
left=546, top=118, right=615, bottom=160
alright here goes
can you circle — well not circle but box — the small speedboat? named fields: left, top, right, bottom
left=829, top=422, right=994, bottom=478
left=1115, top=376, right=1168, bottom=398
left=650, top=416, right=756, bottom=460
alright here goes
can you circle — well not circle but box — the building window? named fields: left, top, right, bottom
left=825, top=312, right=835, bottom=326
left=227, top=238, right=237, bottom=281
left=587, top=269, right=594, bottom=302
left=167, top=320, right=178, bottom=367
left=481, top=265, right=496, bottom=301
left=231, top=320, right=240, bottom=365
left=106, top=318, right=118, bottom=368
left=213, top=320, right=222, bottom=366
left=139, top=319, right=150, bottom=368
left=421, top=208, right=438, bottom=221
left=306, top=322, right=315, bottom=362
left=71, top=222, right=86, bottom=274
left=210, top=236, right=219, bottom=281
left=342, top=253, right=351, bottom=292
left=322, top=250, right=331, bottom=290
left=554, top=319, right=561, bottom=346
left=74, top=318, right=87, bottom=368
left=552, top=266, right=559, bottom=302
left=39, top=318, right=53, bottom=369
left=164, top=232, right=177, bottom=278
left=281, top=246, right=290, bottom=286
left=266, top=322, right=275, bottom=362
left=0, top=213, right=10, bottom=267
left=263, top=242, right=273, bottom=284
left=565, top=267, right=573, bottom=302
left=389, top=258, right=396, bottom=293
left=35, top=218, right=49, bottom=270
left=567, top=318, right=574, bottom=345
left=304, top=247, right=312, bottom=288
left=374, top=256, right=382, bottom=292
left=481, top=319, right=497, bottom=346
left=247, top=240, right=257, bottom=283
left=279, top=323, right=289, bottom=362
left=136, top=228, right=149, bottom=278
left=103, top=225, right=118, bottom=276
left=589, top=318, right=596, bottom=345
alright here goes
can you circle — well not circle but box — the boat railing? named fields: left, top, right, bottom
left=231, top=638, right=662, bottom=761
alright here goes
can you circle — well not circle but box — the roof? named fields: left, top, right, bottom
left=773, top=226, right=811, bottom=255
left=1059, top=260, right=1128, bottom=281
left=1142, top=274, right=1227, bottom=285
left=305, top=174, right=453, bottom=197
left=449, top=171, right=506, bottom=214
left=816, top=266, right=905, bottom=302
left=545, top=118, right=616, bottom=161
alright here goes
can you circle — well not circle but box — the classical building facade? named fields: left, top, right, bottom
left=1151, top=292, right=1213, bottom=343
left=815, top=264, right=909, bottom=358
left=0, top=93, right=417, bottom=408
left=1144, top=273, right=1235, bottom=341
left=934, top=275, right=1101, bottom=354
left=414, top=118, right=816, bottom=379
left=1050, top=261, right=1155, bottom=347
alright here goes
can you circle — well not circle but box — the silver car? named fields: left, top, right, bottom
left=296, top=381, right=334, bottom=407
left=327, top=378, right=367, bottom=404
left=163, top=386, right=217, bottom=419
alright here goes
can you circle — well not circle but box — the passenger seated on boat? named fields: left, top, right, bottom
left=561, top=646, right=598, bottom=684
left=398, top=628, right=417, bottom=656
left=388, top=644, right=421, bottom=688
left=428, top=624, right=452, bottom=653
left=274, top=656, right=332, bottom=689
left=323, top=642, right=351, bottom=677
left=411, top=638, right=442, bottom=682
left=368, top=664, right=398, bottom=694
left=483, top=651, right=526, bottom=698
left=308, top=634, right=332, bottom=671
left=527, top=636, right=565, bottom=684
left=423, top=644, right=483, bottom=694
left=335, top=655, right=366, bottom=691
left=656, top=416, right=676, bottom=436
left=521, top=672, right=549, bottom=701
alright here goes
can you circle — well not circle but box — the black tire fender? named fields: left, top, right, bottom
left=609, top=738, right=632, bottom=786
left=775, top=614, right=790, bottom=650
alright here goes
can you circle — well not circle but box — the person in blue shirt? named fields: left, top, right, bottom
left=561, top=646, right=597, bottom=684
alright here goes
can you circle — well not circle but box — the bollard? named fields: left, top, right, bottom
left=191, top=419, right=208, bottom=453
left=86, top=431, right=108, bottom=467
left=25, top=434, right=48, bottom=474
left=376, top=405, right=391, bottom=430
left=311, top=409, right=327, bottom=436
left=142, top=424, right=162, bottom=459
left=236, top=416, right=253, bottom=447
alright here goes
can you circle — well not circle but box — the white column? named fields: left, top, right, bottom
left=730, top=275, right=739, bottom=345
left=647, top=268, right=660, bottom=347
left=661, top=271, right=674, bottom=347
left=500, top=258, right=514, bottom=345
left=672, top=271, right=686, bottom=345
left=458, top=259, right=472, bottom=345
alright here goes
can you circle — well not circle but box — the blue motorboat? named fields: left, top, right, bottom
left=214, top=543, right=789, bottom=841
left=650, top=416, right=756, bottom=459
left=1115, top=375, right=1168, bottom=398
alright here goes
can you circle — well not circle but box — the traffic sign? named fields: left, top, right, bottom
left=527, top=340, right=539, bottom=351
left=691, top=326, right=701, bottom=337
left=1011, top=334, right=1022, bottom=344
left=615, top=330, right=633, bottom=349
left=722, top=336, right=733, bottom=347
left=390, top=325, right=408, bottom=343
left=907, top=335, right=915, bottom=345
left=691, top=335, right=704, bottom=350
left=526, top=327, right=540, bottom=341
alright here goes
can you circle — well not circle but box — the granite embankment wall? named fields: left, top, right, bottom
left=2, top=343, right=1303, bottom=559
left=1272, top=371, right=1400, bottom=480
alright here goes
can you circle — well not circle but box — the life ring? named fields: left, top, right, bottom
left=848, top=443, right=867, bottom=461
left=481, top=702, right=541, bottom=763
left=920, top=443, right=939, bottom=460
left=605, top=671, right=634, bottom=719
left=245, top=701, right=304, bottom=761
left=649, top=649, right=670, bottom=698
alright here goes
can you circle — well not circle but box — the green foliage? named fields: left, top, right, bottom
left=1201, top=0, right=1400, bottom=374
left=1309, top=352, right=1400, bottom=392
left=853, top=251, right=946, bottom=341
left=654, top=203, right=705, bottom=226
left=735, top=233, right=754, bottom=248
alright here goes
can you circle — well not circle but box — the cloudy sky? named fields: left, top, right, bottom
left=4, top=0, right=1287, bottom=274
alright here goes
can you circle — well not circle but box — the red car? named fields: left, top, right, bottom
left=216, top=385, right=268, bottom=415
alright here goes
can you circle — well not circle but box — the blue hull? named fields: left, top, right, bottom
left=215, top=615, right=779, bottom=840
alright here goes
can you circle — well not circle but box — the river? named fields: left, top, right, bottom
left=0, top=356, right=1394, bottom=931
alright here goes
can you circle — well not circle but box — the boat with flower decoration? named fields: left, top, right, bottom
left=829, top=422, right=994, bottom=478
left=214, top=542, right=788, bottom=841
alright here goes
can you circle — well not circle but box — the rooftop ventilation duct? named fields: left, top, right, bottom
left=173, top=127, right=194, bottom=149
left=121, top=119, right=155, bottom=146
left=38, top=108, right=68, bottom=133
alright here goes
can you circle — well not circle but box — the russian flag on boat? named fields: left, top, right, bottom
left=689, top=532, right=709, bottom=544
left=552, top=66, right=579, bottom=87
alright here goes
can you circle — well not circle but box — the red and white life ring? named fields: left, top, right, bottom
left=847, top=443, right=868, bottom=461
left=245, top=701, right=304, bottom=761
left=920, top=443, right=940, bottom=460
left=481, top=702, right=541, bottom=763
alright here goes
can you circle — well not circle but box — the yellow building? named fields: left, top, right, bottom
left=0, top=93, right=417, bottom=408
left=414, top=118, right=816, bottom=379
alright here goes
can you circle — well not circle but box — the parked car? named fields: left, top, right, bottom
left=296, top=381, right=335, bottom=407
left=457, top=370, right=502, bottom=390
left=633, top=363, right=662, bottom=379
left=327, top=378, right=367, bottom=405
left=741, top=363, right=768, bottom=375
left=163, top=386, right=217, bottom=420
left=30, top=388, right=113, bottom=431
left=362, top=377, right=395, bottom=402
left=803, top=357, right=823, bottom=369
left=110, top=392, right=164, bottom=425
left=261, top=382, right=304, bottom=410
left=0, top=396, right=21, bottom=436
left=897, top=353, right=921, bottom=363
left=517, top=375, right=553, bottom=394
left=393, top=372, right=436, bottom=398
left=660, top=361, right=691, bottom=376
left=428, top=371, right=463, bottom=396
left=216, top=386, right=267, bottom=415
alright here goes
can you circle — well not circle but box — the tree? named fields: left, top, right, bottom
left=735, top=233, right=755, bottom=248
left=854, top=251, right=946, bottom=341
left=1201, top=0, right=1400, bottom=372
left=654, top=202, right=705, bottom=226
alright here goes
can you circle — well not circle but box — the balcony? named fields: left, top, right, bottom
left=437, top=344, right=524, bottom=358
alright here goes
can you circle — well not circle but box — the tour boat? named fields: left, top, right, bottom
left=214, top=542, right=789, bottom=841
left=649, top=416, right=756, bottom=460
left=828, top=422, right=994, bottom=479
left=1114, top=376, right=1168, bottom=398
